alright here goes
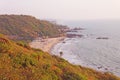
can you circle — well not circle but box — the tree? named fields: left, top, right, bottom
left=59, top=51, right=63, bottom=57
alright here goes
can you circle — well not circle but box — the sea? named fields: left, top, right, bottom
left=51, top=19, right=120, bottom=77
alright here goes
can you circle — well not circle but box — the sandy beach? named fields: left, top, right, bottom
left=29, top=37, right=65, bottom=53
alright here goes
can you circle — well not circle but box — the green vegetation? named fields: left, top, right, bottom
left=0, top=34, right=119, bottom=80
left=0, top=15, right=67, bottom=41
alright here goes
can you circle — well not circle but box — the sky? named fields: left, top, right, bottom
left=0, top=0, right=120, bottom=20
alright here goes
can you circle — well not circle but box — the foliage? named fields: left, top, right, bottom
left=13, top=53, right=37, bottom=68
left=63, top=72, right=87, bottom=80
left=16, top=41, right=31, bottom=49
left=0, top=34, right=119, bottom=80
left=0, top=15, right=67, bottom=41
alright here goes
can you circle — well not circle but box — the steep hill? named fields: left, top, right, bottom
left=0, top=15, right=67, bottom=41
left=0, top=34, right=119, bottom=80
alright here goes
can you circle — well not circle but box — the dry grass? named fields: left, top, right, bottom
left=0, top=34, right=119, bottom=80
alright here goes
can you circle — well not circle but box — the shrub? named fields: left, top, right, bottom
left=0, top=42, right=11, bottom=53
left=63, top=72, right=87, bottom=80
left=16, top=41, right=31, bottom=49
left=52, top=66, right=62, bottom=75
left=43, top=64, right=51, bottom=70
left=13, top=53, right=37, bottom=68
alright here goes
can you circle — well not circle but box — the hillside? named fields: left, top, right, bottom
left=0, top=34, right=119, bottom=80
left=0, top=15, right=67, bottom=41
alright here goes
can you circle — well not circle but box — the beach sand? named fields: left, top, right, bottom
left=29, top=37, right=65, bottom=53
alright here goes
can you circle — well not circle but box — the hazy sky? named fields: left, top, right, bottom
left=0, top=0, right=120, bottom=20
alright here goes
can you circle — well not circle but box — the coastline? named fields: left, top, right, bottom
left=29, top=37, right=65, bottom=53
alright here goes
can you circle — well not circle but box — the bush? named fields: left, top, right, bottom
left=13, top=53, right=37, bottom=68
left=0, top=42, right=11, bottom=53
left=63, top=72, right=87, bottom=80
left=16, top=41, right=31, bottom=49
left=43, top=64, right=51, bottom=70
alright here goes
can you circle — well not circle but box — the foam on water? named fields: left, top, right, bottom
left=51, top=20, right=120, bottom=76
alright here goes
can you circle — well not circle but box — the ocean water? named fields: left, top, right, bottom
left=51, top=20, right=120, bottom=76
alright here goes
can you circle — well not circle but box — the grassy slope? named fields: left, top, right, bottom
left=0, top=15, right=66, bottom=41
left=0, top=34, right=119, bottom=80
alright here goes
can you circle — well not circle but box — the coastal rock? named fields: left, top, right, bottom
left=72, top=27, right=84, bottom=30
left=97, top=66, right=103, bottom=69
left=96, top=37, right=109, bottom=40
left=66, top=27, right=84, bottom=32
left=66, top=34, right=83, bottom=38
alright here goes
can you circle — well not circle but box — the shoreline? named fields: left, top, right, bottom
left=29, top=37, right=65, bottom=53
left=29, top=36, right=120, bottom=77
left=48, top=37, right=65, bottom=53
